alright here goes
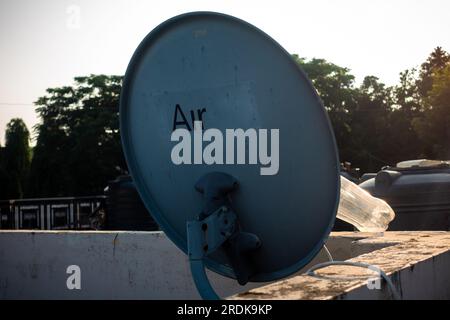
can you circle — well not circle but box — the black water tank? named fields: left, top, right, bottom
left=0, top=201, right=14, bottom=229
left=105, top=175, right=159, bottom=231
left=359, top=162, right=450, bottom=230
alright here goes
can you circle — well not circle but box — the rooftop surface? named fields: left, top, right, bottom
left=232, top=231, right=450, bottom=299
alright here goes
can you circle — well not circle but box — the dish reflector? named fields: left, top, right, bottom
left=120, top=12, right=340, bottom=286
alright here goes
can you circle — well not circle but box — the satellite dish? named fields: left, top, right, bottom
left=120, top=11, right=340, bottom=299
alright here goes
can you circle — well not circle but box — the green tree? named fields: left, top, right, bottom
left=411, top=47, right=450, bottom=159
left=29, top=75, right=127, bottom=197
left=0, top=118, right=31, bottom=199
left=22, top=47, right=450, bottom=199
left=350, top=76, right=394, bottom=172
left=293, top=48, right=450, bottom=172
left=385, top=68, right=426, bottom=163
left=292, top=55, right=396, bottom=172
left=292, top=55, right=358, bottom=165
left=417, top=47, right=450, bottom=97
left=0, top=143, right=9, bottom=198
left=413, top=64, right=450, bottom=158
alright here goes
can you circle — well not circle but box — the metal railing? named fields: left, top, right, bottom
left=0, top=196, right=106, bottom=230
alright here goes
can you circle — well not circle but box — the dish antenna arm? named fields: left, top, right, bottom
left=187, top=172, right=261, bottom=299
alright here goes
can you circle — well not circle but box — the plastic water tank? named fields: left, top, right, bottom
left=105, top=176, right=159, bottom=231
left=359, top=161, right=450, bottom=230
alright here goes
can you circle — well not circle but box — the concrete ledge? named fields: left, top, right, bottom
left=1, top=230, right=449, bottom=299
left=0, top=230, right=260, bottom=299
left=231, top=232, right=450, bottom=300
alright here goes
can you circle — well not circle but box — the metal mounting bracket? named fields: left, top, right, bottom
left=187, top=172, right=261, bottom=300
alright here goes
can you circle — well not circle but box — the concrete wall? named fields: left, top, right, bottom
left=1, top=230, right=351, bottom=300
left=0, top=230, right=263, bottom=299
left=5, top=230, right=447, bottom=300
left=339, top=249, right=450, bottom=299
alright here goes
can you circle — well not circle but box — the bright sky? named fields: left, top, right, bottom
left=1, top=0, right=449, bottom=145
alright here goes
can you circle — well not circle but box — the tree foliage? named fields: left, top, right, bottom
left=293, top=46, right=450, bottom=173
left=1, top=47, right=450, bottom=199
left=417, top=46, right=450, bottom=97
left=28, top=75, right=127, bottom=197
left=0, top=118, right=31, bottom=199
left=414, top=64, right=450, bottom=158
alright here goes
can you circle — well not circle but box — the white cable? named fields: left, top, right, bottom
left=323, top=244, right=333, bottom=262
left=305, top=261, right=401, bottom=300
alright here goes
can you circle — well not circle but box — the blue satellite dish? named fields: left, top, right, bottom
left=120, top=11, right=340, bottom=299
